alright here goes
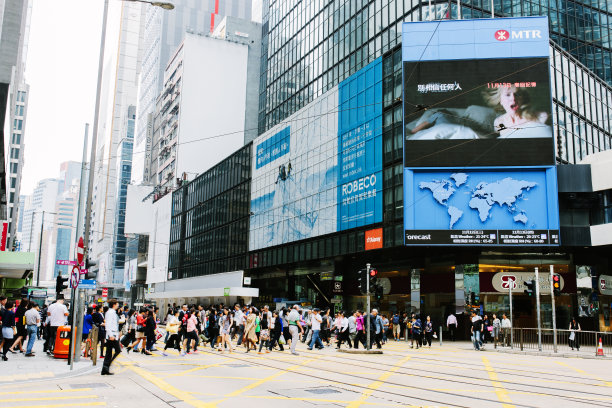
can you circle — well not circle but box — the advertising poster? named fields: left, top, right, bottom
left=250, top=59, right=383, bottom=251
left=402, top=17, right=560, bottom=246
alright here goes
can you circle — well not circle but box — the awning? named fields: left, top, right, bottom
left=146, top=286, right=259, bottom=299
left=0, top=251, right=36, bottom=280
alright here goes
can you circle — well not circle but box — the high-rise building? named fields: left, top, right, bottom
left=150, top=18, right=261, bottom=195
left=90, top=2, right=146, bottom=297
left=133, top=0, right=253, bottom=185
left=52, top=189, right=78, bottom=279
left=2, top=0, right=32, bottom=250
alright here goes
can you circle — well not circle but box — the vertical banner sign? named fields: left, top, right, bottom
left=0, top=222, right=7, bottom=251
left=402, top=17, right=560, bottom=246
left=102, top=288, right=108, bottom=299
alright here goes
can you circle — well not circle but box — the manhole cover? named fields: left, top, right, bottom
left=68, top=383, right=109, bottom=389
left=305, top=388, right=342, bottom=395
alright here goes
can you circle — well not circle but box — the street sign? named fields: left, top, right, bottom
left=70, top=266, right=80, bottom=289
left=76, top=237, right=84, bottom=265
left=78, top=279, right=96, bottom=289
left=56, top=260, right=78, bottom=266
left=80, top=269, right=88, bottom=274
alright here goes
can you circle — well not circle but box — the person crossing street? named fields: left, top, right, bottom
left=101, top=300, right=121, bottom=375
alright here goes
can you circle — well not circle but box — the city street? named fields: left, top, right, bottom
left=2, top=340, right=612, bottom=408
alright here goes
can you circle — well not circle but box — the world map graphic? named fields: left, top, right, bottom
left=418, top=173, right=538, bottom=229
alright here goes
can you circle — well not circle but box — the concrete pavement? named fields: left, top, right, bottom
left=1, top=339, right=612, bottom=407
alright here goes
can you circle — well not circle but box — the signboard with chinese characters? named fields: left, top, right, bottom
left=490, top=271, right=564, bottom=294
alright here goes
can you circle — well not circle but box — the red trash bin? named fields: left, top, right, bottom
left=53, top=325, right=71, bottom=359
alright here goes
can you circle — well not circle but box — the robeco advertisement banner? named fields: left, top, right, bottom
left=491, top=271, right=564, bottom=294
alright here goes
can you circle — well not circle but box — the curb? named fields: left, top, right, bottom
left=489, top=347, right=612, bottom=360
left=336, top=349, right=383, bottom=355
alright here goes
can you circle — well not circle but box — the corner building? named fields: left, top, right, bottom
left=168, top=2, right=612, bottom=336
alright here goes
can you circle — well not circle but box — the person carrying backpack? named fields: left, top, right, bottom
left=392, top=313, right=401, bottom=341
left=411, top=315, right=422, bottom=349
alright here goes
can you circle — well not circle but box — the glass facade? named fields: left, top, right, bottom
left=169, top=145, right=251, bottom=280
left=259, top=0, right=612, bottom=164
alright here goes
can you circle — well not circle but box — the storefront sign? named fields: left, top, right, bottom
left=333, top=281, right=343, bottom=294
left=365, top=228, right=383, bottom=250
left=224, top=287, right=230, bottom=296
left=491, top=272, right=564, bottom=294
left=102, top=288, right=108, bottom=298
left=599, top=275, right=612, bottom=295
left=320, top=271, right=334, bottom=281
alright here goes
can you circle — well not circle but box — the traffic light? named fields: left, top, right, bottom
left=524, top=280, right=535, bottom=296
left=56, top=274, right=68, bottom=295
left=374, top=284, right=384, bottom=301
left=357, top=269, right=367, bottom=294
left=84, top=258, right=97, bottom=280
left=369, top=267, right=378, bottom=288
left=552, top=274, right=561, bottom=296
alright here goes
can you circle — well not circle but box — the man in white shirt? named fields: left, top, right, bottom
left=101, top=299, right=121, bottom=375
left=287, top=305, right=303, bottom=355
left=501, top=314, right=512, bottom=347
left=45, top=297, right=69, bottom=354
left=233, top=303, right=245, bottom=345
left=446, top=313, right=458, bottom=341
left=336, top=312, right=351, bottom=349
left=307, top=308, right=323, bottom=350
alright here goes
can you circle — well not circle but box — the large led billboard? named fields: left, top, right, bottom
left=250, top=59, right=382, bottom=251
left=403, top=17, right=560, bottom=246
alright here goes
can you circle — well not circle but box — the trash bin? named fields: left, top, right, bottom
left=54, top=325, right=71, bottom=359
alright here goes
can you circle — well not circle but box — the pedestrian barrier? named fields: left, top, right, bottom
left=511, top=328, right=612, bottom=356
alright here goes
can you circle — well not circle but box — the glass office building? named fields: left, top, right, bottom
left=258, top=0, right=612, bottom=163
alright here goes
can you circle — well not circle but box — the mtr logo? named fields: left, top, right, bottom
left=495, top=29, right=542, bottom=41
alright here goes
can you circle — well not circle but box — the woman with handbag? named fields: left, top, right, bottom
left=127, top=309, right=148, bottom=354
left=269, top=311, right=284, bottom=351
left=162, top=309, right=181, bottom=356
left=1, top=301, right=16, bottom=360
left=219, top=308, right=234, bottom=353
left=243, top=307, right=258, bottom=353
left=424, top=316, right=434, bottom=347
left=9, top=298, right=28, bottom=353
left=258, top=309, right=271, bottom=354
left=569, top=317, right=581, bottom=350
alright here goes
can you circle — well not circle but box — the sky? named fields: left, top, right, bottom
left=21, top=0, right=106, bottom=195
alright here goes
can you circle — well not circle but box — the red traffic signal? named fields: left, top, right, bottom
left=369, top=268, right=378, bottom=277
left=553, top=274, right=561, bottom=296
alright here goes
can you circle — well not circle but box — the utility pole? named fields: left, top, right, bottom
left=36, top=211, right=45, bottom=287
left=550, top=265, right=557, bottom=353
left=509, top=280, right=513, bottom=349
left=535, top=267, right=542, bottom=352
left=366, top=263, right=371, bottom=351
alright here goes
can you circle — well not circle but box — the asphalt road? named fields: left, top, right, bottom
left=2, top=340, right=612, bottom=408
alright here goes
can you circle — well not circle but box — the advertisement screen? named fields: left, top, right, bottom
left=250, top=59, right=382, bottom=251
left=402, top=17, right=560, bottom=246
left=404, top=57, right=554, bottom=166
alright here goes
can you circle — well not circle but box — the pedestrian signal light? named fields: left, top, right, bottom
left=357, top=269, right=367, bottom=294
left=374, top=285, right=384, bottom=301
left=524, top=279, right=535, bottom=296
left=84, top=258, right=98, bottom=280
left=369, top=268, right=378, bottom=287
left=56, top=274, right=68, bottom=295
left=552, top=274, right=561, bottom=296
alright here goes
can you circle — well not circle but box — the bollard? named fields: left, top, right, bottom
left=439, top=325, right=443, bottom=346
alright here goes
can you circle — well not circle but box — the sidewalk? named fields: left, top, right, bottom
left=0, top=335, right=98, bottom=384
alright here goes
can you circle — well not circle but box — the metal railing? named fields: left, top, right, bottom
left=509, top=328, right=611, bottom=355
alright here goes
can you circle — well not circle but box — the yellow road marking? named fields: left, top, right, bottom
left=164, top=362, right=224, bottom=377
left=3, top=403, right=105, bottom=408
left=0, top=388, right=92, bottom=396
left=3, top=395, right=97, bottom=403
left=225, top=357, right=319, bottom=397
left=246, top=394, right=411, bottom=406
left=345, top=355, right=411, bottom=408
left=121, top=362, right=221, bottom=408
left=556, top=361, right=612, bottom=387
left=482, top=356, right=515, bottom=408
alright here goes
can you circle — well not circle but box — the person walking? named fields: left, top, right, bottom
left=181, top=308, right=199, bottom=355
left=569, top=317, right=581, bottom=351
left=101, top=300, right=121, bottom=375
left=336, top=312, right=351, bottom=349
left=482, top=315, right=490, bottom=344
left=45, top=297, right=69, bottom=355
left=269, top=310, right=284, bottom=351
left=92, top=305, right=106, bottom=358
left=492, top=314, right=501, bottom=348
left=82, top=307, right=94, bottom=356
left=501, top=314, right=512, bottom=347
left=348, top=311, right=358, bottom=347
left=307, top=308, right=324, bottom=350
left=257, top=310, right=270, bottom=354
left=24, top=303, right=41, bottom=356
left=127, top=309, right=147, bottom=353
left=220, top=308, right=234, bottom=353
left=287, top=305, right=303, bottom=355
left=410, top=315, right=421, bottom=349
left=1, top=301, right=15, bottom=360
left=354, top=310, right=365, bottom=349
left=162, top=309, right=181, bottom=356
left=243, top=307, right=258, bottom=353
left=10, top=298, right=28, bottom=353
left=424, top=316, right=434, bottom=347
left=470, top=311, right=483, bottom=351
left=392, top=313, right=401, bottom=341
left=446, top=313, right=457, bottom=341
left=233, top=304, right=245, bottom=346
left=144, top=308, right=157, bottom=354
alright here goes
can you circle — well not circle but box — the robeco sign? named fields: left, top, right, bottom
left=491, top=272, right=564, bottom=294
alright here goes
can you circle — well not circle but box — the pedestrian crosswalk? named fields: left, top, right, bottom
left=0, top=388, right=105, bottom=408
